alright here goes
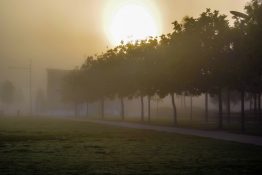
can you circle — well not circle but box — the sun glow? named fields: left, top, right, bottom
left=104, top=1, right=161, bottom=46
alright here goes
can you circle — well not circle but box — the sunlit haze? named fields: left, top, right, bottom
left=0, top=0, right=249, bottom=101
left=1, top=0, right=262, bottom=174
left=104, top=0, right=161, bottom=45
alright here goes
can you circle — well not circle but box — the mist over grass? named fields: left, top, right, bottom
left=0, top=117, right=262, bottom=174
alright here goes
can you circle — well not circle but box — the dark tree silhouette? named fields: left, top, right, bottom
left=62, top=1, right=262, bottom=133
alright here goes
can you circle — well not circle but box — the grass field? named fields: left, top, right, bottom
left=0, top=117, right=262, bottom=174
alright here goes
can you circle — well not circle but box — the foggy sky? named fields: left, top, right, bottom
left=0, top=0, right=249, bottom=92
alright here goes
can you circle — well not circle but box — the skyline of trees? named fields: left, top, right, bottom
left=63, top=0, right=262, bottom=133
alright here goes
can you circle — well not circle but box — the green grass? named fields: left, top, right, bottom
left=0, top=117, right=262, bottom=175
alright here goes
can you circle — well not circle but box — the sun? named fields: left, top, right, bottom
left=104, top=1, right=161, bottom=46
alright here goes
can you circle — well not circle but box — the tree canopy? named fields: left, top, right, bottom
left=63, top=0, right=262, bottom=130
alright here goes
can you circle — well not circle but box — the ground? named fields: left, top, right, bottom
left=0, top=117, right=262, bottom=175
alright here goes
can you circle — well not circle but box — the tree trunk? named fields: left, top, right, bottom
left=190, top=95, right=193, bottom=121
left=86, top=102, right=89, bottom=118
left=171, top=93, right=177, bottom=125
left=227, top=90, right=231, bottom=124
left=205, top=93, right=209, bottom=123
left=241, top=90, right=245, bottom=133
left=254, top=93, right=257, bottom=114
left=180, top=95, right=183, bottom=108
left=101, top=99, right=104, bottom=119
left=120, top=97, right=125, bottom=120
left=140, top=96, right=144, bottom=121
left=148, top=96, right=151, bottom=122
left=74, top=102, right=78, bottom=118
left=250, top=97, right=253, bottom=112
left=257, top=93, right=261, bottom=122
left=183, top=94, right=186, bottom=109
left=218, top=89, right=223, bottom=129
left=156, top=99, right=159, bottom=117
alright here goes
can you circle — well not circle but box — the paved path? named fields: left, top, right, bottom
left=86, top=120, right=262, bottom=146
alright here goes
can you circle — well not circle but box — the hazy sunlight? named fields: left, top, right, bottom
left=104, top=1, right=161, bottom=45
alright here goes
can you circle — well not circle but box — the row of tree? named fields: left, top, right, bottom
left=63, top=0, right=262, bottom=132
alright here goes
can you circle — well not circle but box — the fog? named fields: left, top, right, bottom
left=0, top=0, right=249, bottom=115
